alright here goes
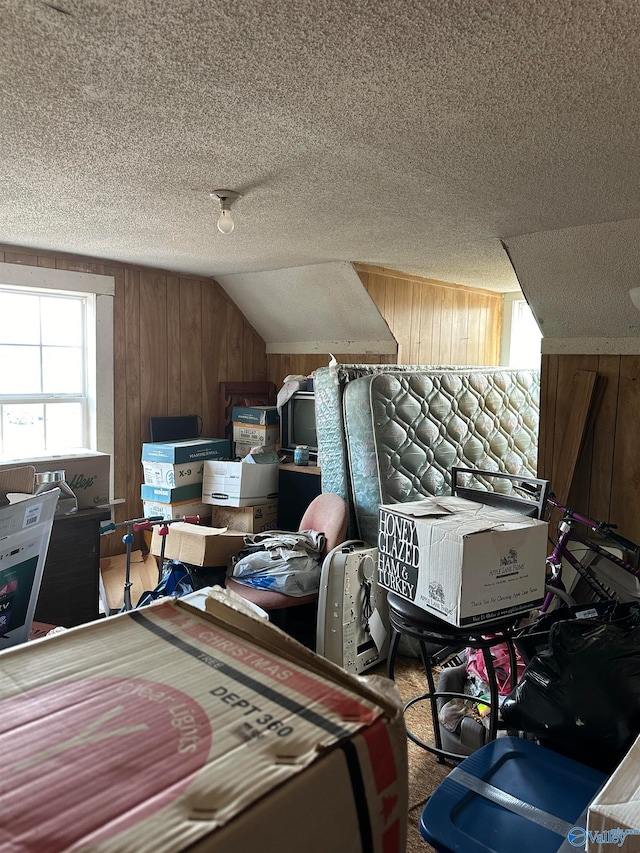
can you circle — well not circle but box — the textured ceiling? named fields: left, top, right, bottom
left=3, top=0, right=640, bottom=344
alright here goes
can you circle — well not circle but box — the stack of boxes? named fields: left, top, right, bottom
left=231, top=405, right=280, bottom=458
left=141, top=438, right=230, bottom=520
left=202, top=405, right=281, bottom=533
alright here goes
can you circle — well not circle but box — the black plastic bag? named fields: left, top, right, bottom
left=502, top=602, right=640, bottom=772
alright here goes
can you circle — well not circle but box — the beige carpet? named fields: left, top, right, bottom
left=370, top=655, right=459, bottom=853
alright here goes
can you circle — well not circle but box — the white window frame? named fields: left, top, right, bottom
left=500, top=291, right=542, bottom=368
left=0, top=262, right=114, bottom=461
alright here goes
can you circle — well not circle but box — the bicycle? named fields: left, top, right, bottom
left=541, top=493, right=640, bottom=612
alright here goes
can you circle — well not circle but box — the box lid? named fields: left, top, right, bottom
left=380, top=495, right=546, bottom=535
left=141, top=439, right=230, bottom=464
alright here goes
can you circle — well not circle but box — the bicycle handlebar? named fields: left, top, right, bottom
left=547, top=493, right=639, bottom=554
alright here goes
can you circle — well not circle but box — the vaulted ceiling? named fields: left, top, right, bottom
left=3, top=1, right=640, bottom=347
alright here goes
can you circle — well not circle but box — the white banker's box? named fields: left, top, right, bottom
left=377, top=496, right=548, bottom=627
left=202, top=461, right=279, bottom=507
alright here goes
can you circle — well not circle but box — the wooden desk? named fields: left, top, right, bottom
left=34, top=507, right=111, bottom=628
left=278, top=463, right=322, bottom=529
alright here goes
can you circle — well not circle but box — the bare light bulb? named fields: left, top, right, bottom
left=217, top=209, right=235, bottom=234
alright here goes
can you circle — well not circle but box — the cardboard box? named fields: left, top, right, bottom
left=202, top=461, right=280, bottom=507
left=141, top=438, right=230, bottom=465
left=141, top=482, right=203, bottom=504
left=231, top=405, right=279, bottom=426
left=235, top=442, right=279, bottom=459
left=0, top=465, right=35, bottom=502
left=209, top=501, right=278, bottom=534
left=151, top=522, right=245, bottom=567
left=0, top=490, right=59, bottom=651
left=0, top=450, right=110, bottom=509
left=99, top=549, right=160, bottom=613
left=587, top=734, right=640, bottom=851
left=232, top=422, right=280, bottom=448
left=0, top=596, right=408, bottom=852
left=142, top=459, right=206, bottom=489
left=377, top=496, right=547, bottom=627
left=142, top=499, right=211, bottom=522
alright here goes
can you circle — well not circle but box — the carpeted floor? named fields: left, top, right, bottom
left=370, top=655, right=459, bottom=853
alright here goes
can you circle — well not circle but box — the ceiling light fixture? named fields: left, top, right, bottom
left=210, top=189, right=241, bottom=234
left=630, top=287, right=640, bottom=311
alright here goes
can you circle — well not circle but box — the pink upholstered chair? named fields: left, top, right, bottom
left=225, top=492, right=349, bottom=613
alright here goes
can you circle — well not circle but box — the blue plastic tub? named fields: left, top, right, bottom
left=419, top=737, right=607, bottom=853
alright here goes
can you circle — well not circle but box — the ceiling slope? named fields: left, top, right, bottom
left=504, top=218, right=640, bottom=352
left=215, top=262, right=397, bottom=354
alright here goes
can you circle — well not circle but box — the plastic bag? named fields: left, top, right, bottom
left=135, top=560, right=195, bottom=608
left=230, top=530, right=325, bottom=596
left=502, top=601, right=640, bottom=772
left=466, top=641, right=525, bottom=696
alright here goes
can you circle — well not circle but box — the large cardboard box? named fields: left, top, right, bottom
left=231, top=405, right=279, bottom=426
left=141, top=438, right=230, bottom=465
left=0, top=596, right=408, bottom=852
left=232, top=422, right=280, bottom=448
left=202, top=460, right=280, bottom=507
left=587, top=734, right=640, bottom=851
left=209, top=501, right=278, bottom=534
left=0, top=450, right=110, bottom=509
left=377, top=496, right=547, bottom=627
left=151, top=522, right=245, bottom=567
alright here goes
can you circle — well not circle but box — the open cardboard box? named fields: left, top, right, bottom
left=0, top=593, right=408, bottom=852
left=377, top=496, right=548, bottom=627
left=0, top=465, right=35, bottom=505
left=99, top=549, right=160, bottom=613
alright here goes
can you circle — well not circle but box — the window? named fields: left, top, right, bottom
left=501, top=293, right=542, bottom=368
left=0, top=263, right=114, bottom=460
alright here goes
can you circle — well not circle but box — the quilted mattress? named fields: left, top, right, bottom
left=314, top=363, right=449, bottom=537
left=342, top=369, right=540, bottom=544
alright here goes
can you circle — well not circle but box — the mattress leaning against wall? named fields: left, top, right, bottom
left=343, top=368, right=541, bottom=545
left=314, top=363, right=467, bottom=539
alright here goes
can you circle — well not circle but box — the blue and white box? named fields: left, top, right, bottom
left=141, top=438, right=230, bottom=465
left=141, top=482, right=204, bottom=505
left=142, top=459, right=206, bottom=489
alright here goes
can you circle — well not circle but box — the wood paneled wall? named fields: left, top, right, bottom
left=539, top=353, right=640, bottom=544
left=266, top=264, right=503, bottom=386
left=355, top=264, right=503, bottom=366
left=0, top=244, right=267, bottom=554
left=266, top=352, right=396, bottom=387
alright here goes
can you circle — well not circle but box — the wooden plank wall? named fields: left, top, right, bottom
left=267, top=352, right=396, bottom=387
left=355, top=264, right=503, bottom=366
left=539, top=353, right=640, bottom=544
left=0, top=244, right=267, bottom=554
left=266, top=264, right=503, bottom=384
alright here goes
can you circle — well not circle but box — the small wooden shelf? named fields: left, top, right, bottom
left=279, top=462, right=321, bottom=476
